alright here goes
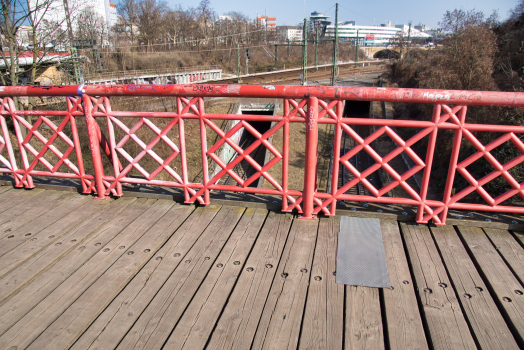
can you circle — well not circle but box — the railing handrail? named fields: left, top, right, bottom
left=2, top=84, right=523, bottom=108
left=0, top=83, right=523, bottom=225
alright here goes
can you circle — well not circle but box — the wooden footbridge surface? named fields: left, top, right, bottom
left=0, top=186, right=522, bottom=349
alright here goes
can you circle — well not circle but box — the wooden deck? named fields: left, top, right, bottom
left=0, top=186, right=523, bottom=349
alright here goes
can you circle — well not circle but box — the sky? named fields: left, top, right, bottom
left=168, top=0, right=520, bottom=29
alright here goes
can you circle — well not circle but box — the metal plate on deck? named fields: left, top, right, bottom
left=336, top=216, right=391, bottom=288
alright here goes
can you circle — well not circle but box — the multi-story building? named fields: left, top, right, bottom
left=325, top=21, right=431, bottom=46
left=307, top=11, right=331, bottom=35
left=276, top=26, right=303, bottom=42
left=257, top=16, right=276, bottom=31
left=29, top=0, right=119, bottom=33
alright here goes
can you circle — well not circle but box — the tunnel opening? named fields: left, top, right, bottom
left=232, top=111, right=272, bottom=188
left=213, top=106, right=275, bottom=189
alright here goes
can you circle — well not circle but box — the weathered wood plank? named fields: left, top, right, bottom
left=0, top=194, right=89, bottom=258
left=299, top=217, right=344, bottom=350
left=206, top=212, right=293, bottom=350
left=28, top=202, right=195, bottom=350
left=381, top=220, right=428, bottom=350
left=345, top=286, right=384, bottom=350
left=0, top=190, right=71, bottom=236
left=0, top=197, right=152, bottom=341
left=163, top=208, right=268, bottom=350
left=0, top=198, right=167, bottom=350
left=0, top=188, right=45, bottom=215
left=0, top=197, right=109, bottom=280
left=486, top=229, right=524, bottom=284
left=70, top=206, right=221, bottom=350
left=0, top=197, right=133, bottom=304
left=400, top=222, right=476, bottom=350
left=251, top=218, right=318, bottom=350
left=457, top=225, right=524, bottom=347
left=115, top=206, right=245, bottom=350
left=430, top=225, right=519, bottom=349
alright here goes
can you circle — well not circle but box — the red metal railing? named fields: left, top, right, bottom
left=0, top=84, right=523, bottom=224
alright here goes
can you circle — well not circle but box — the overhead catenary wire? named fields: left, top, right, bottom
left=111, top=28, right=268, bottom=50
left=84, top=44, right=277, bottom=55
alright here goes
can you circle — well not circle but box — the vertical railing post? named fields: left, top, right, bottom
left=302, top=97, right=319, bottom=219
left=82, top=94, right=107, bottom=199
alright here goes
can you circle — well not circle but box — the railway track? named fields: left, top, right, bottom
left=336, top=101, right=382, bottom=197
left=209, top=61, right=388, bottom=85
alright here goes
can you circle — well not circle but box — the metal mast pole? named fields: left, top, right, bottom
left=236, top=44, right=241, bottom=83
left=315, top=26, right=319, bottom=71
left=331, top=3, right=338, bottom=86
left=355, top=29, right=359, bottom=67
left=302, top=18, right=307, bottom=85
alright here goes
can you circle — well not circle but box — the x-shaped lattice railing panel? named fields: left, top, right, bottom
left=108, top=116, right=184, bottom=185
left=336, top=124, right=430, bottom=200
left=205, top=119, right=284, bottom=190
left=451, top=131, right=524, bottom=207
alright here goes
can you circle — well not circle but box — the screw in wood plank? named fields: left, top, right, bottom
left=30, top=238, right=37, bottom=242
left=156, top=257, right=162, bottom=261
left=423, top=288, right=432, bottom=293
left=71, top=239, right=77, bottom=243
left=174, top=253, right=180, bottom=257
left=185, top=259, right=191, bottom=263
left=403, top=280, right=409, bottom=284
left=503, top=297, right=512, bottom=302
left=95, top=242, right=101, bottom=246
left=281, top=272, right=288, bottom=278
left=233, top=261, right=240, bottom=265
left=515, top=290, right=523, bottom=295
left=144, top=249, right=150, bottom=253
left=127, top=251, right=134, bottom=255
left=119, top=246, right=125, bottom=249
left=475, top=287, right=483, bottom=292
left=25, top=233, right=31, bottom=236
left=438, top=283, right=447, bottom=288
left=314, top=276, right=322, bottom=281
left=247, top=267, right=254, bottom=272
left=216, top=263, right=223, bottom=268
left=7, top=235, right=14, bottom=239
left=300, top=269, right=308, bottom=273
left=48, top=235, right=55, bottom=239
left=79, top=246, right=86, bottom=251
left=103, top=248, right=110, bottom=252
left=204, top=257, right=210, bottom=260
left=265, top=264, right=273, bottom=268
left=463, top=294, right=472, bottom=299
left=55, top=242, right=62, bottom=246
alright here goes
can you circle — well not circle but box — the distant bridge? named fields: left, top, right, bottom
left=84, top=66, right=223, bottom=85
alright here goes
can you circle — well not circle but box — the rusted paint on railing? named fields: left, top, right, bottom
left=0, top=84, right=523, bottom=224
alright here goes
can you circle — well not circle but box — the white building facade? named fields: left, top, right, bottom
left=29, top=0, right=119, bottom=33
left=325, top=22, right=431, bottom=46
left=277, top=27, right=303, bottom=42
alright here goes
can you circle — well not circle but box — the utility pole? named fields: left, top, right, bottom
left=355, top=29, right=359, bottom=67
left=406, top=21, right=412, bottom=58
left=287, top=38, right=290, bottom=56
left=63, top=0, right=82, bottom=84
left=302, top=18, right=307, bottom=85
left=331, top=3, right=338, bottom=86
left=245, top=48, right=249, bottom=75
left=236, top=44, right=242, bottom=83
left=315, top=26, right=319, bottom=71
left=275, top=44, right=278, bottom=65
